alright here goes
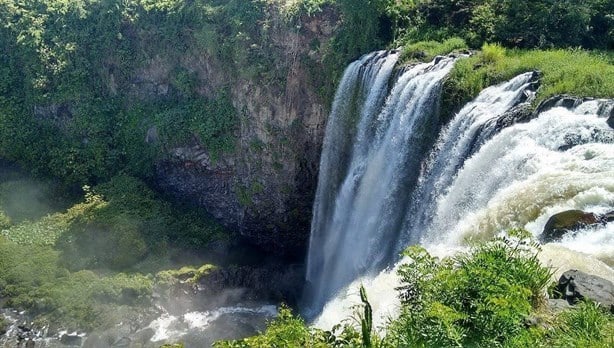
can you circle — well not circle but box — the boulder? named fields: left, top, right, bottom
left=541, top=210, right=599, bottom=242
left=555, top=270, right=614, bottom=313
left=535, top=95, right=587, bottom=115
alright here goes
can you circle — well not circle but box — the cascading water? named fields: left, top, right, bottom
left=396, top=71, right=539, bottom=251
left=431, top=99, right=614, bottom=248
left=305, top=52, right=458, bottom=314
left=307, top=53, right=613, bottom=329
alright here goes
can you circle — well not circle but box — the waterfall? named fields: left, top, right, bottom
left=431, top=99, right=614, bottom=248
left=306, top=50, right=613, bottom=327
left=312, top=83, right=613, bottom=329
left=305, top=53, right=458, bottom=314
left=396, top=71, right=539, bottom=251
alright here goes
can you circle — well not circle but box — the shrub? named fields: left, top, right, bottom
left=480, top=43, right=505, bottom=64
left=386, top=230, right=552, bottom=347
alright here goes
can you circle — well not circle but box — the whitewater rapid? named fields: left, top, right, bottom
left=311, top=69, right=613, bottom=330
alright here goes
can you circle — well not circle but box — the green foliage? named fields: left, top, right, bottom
left=389, top=231, right=553, bottom=347
left=441, top=47, right=614, bottom=120
left=400, top=0, right=613, bottom=49
left=56, top=175, right=227, bottom=270
left=0, top=209, right=9, bottom=229
left=215, top=303, right=373, bottom=347
left=212, top=231, right=613, bottom=347
left=236, top=181, right=265, bottom=207
left=399, top=37, right=468, bottom=62
left=160, top=344, right=185, bottom=348
left=0, top=0, right=247, bottom=186
left=480, top=43, right=505, bottom=64
left=156, top=264, right=217, bottom=286
left=359, top=285, right=373, bottom=348
left=548, top=301, right=614, bottom=347
left=214, top=304, right=314, bottom=348
left=0, top=236, right=153, bottom=331
left=0, top=170, right=230, bottom=332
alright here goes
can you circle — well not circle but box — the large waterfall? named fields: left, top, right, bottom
left=305, top=52, right=458, bottom=314
left=306, top=51, right=614, bottom=326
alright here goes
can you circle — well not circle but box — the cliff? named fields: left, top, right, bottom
left=151, top=7, right=340, bottom=257
left=0, top=1, right=340, bottom=257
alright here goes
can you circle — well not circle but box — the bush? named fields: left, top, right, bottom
left=388, top=230, right=552, bottom=346
left=212, top=231, right=614, bottom=347
left=0, top=237, right=153, bottom=331
left=56, top=175, right=228, bottom=271
left=480, top=43, right=505, bottom=64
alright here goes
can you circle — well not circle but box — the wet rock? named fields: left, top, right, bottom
left=197, top=263, right=305, bottom=307
left=608, top=114, right=614, bottom=129
left=540, top=210, right=602, bottom=242
left=83, top=333, right=109, bottom=348
left=535, top=95, right=614, bottom=120
left=112, top=336, right=132, bottom=347
left=555, top=270, right=614, bottom=313
left=557, top=129, right=614, bottom=151
left=130, top=327, right=155, bottom=345
left=60, top=334, right=83, bottom=346
left=535, top=95, right=588, bottom=115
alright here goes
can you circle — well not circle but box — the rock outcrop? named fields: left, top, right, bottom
left=540, top=209, right=612, bottom=243
left=554, top=269, right=614, bottom=313
left=147, top=7, right=340, bottom=257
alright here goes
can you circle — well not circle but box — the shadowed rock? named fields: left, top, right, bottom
left=554, top=270, right=614, bottom=313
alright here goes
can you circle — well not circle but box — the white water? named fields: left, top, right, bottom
left=148, top=305, right=278, bottom=344
left=305, top=53, right=459, bottom=314
left=397, top=71, right=538, bottom=251
left=434, top=106, right=613, bottom=246
left=310, top=64, right=614, bottom=329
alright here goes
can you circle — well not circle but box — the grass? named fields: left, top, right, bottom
left=441, top=44, right=614, bottom=118
left=399, top=37, right=469, bottom=63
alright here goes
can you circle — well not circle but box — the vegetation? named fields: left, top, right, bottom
left=0, top=0, right=248, bottom=185
left=217, top=231, right=614, bottom=347
left=441, top=45, right=614, bottom=118
left=0, top=0, right=611, bottom=185
left=0, top=0, right=612, bottom=344
left=0, top=167, right=230, bottom=331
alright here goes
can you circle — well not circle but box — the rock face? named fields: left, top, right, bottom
left=540, top=210, right=609, bottom=243
left=554, top=269, right=614, bottom=313
left=148, top=8, right=340, bottom=257
left=197, top=264, right=305, bottom=307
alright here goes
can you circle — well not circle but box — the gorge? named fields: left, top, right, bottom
left=0, top=0, right=613, bottom=346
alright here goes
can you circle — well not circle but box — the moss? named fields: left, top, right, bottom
left=156, top=264, right=217, bottom=286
